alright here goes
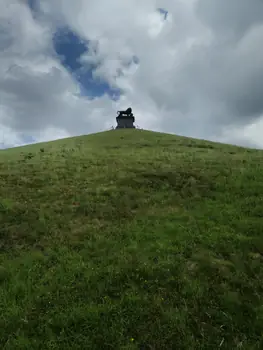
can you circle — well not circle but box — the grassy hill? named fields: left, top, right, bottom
left=1, top=129, right=263, bottom=349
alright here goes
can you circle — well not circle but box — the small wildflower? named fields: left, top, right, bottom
left=130, top=338, right=134, bottom=342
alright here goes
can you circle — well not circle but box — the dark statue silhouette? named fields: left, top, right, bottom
left=116, top=107, right=135, bottom=129
left=117, top=107, right=133, bottom=117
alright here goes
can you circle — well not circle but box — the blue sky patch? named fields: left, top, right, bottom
left=53, top=27, right=122, bottom=100
left=27, top=2, right=157, bottom=101
left=158, top=8, right=168, bottom=20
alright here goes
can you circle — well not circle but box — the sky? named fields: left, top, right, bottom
left=0, top=0, right=263, bottom=149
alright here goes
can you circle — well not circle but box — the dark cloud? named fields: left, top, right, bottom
left=195, top=0, right=263, bottom=39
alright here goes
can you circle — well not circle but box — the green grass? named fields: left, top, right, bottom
left=1, top=129, right=263, bottom=349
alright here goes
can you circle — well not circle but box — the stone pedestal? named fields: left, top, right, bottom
left=116, top=115, right=135, bottom=129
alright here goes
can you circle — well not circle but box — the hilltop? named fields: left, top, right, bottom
left=1, top=129, right=263, bottom=349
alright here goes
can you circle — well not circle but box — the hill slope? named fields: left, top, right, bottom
left=1, top=129, right=263, bottom=349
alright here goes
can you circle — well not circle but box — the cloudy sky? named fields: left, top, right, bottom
left=0, top=0, right=263, bottom=149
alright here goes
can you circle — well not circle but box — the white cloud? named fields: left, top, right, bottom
left=0, top=0, right=263, bottom=149
left=217, top=116, right=263, bottom=149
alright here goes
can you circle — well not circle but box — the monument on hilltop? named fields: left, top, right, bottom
left=116, top=107, right=135, bottom=129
